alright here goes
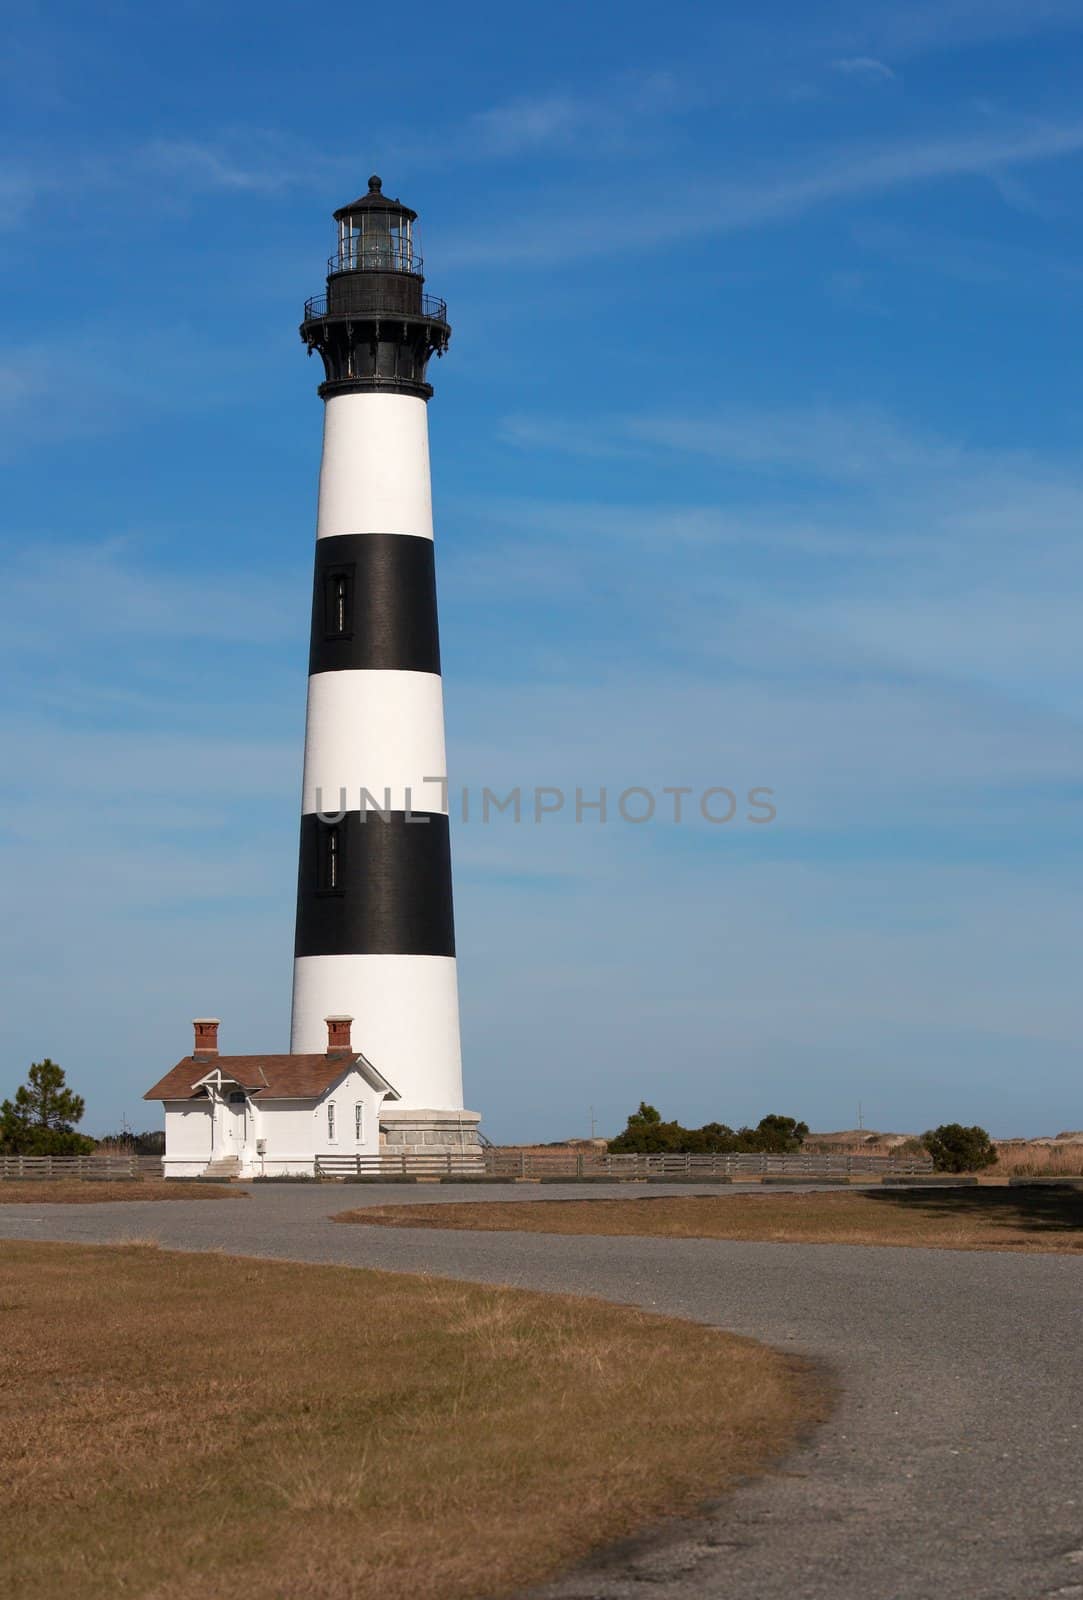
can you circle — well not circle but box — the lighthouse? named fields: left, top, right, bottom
left=291, top=177, right=479, bottom=1157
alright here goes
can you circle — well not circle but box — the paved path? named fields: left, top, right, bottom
left=1, top=1183, right=1080, bottom=1600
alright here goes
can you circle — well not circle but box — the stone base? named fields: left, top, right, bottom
left=379, top=1107, right=483, bottom=1157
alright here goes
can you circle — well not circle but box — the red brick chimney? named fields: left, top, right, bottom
left=192, top=1018, right=220, bottom=1057
left=325, top=1014, right=353, bottom=1055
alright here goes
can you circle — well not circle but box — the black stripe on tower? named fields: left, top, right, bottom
left=309, top=533, right=441, bottom=676
left=295, top=811, right=455, bottom=957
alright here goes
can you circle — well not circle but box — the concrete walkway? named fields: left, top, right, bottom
left=1, top=1182, right=1080, bottom=1600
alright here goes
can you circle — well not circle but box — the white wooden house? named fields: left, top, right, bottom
left=144, top=1016, right=401, bottom=1179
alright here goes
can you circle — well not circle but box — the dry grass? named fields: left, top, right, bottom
left=337, top=1187, right=1083, bottom=1254
left=0, top=1181, right=241, bottom=1204
left=990, top=1143, right=1083, bottom=1177
left=0, top=1242, right=824, bottom=1600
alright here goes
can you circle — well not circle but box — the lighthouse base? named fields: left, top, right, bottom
left=379, top=1107, right=483, bottom=1158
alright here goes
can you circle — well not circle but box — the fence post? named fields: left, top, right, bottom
left=577, top=1152, right=584, bottom=1178
left=520, top=1150, right=526, bottom=1179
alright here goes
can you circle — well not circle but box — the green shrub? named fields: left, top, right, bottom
left=922, top=1124, right=998, bottom=1173
left=608, top=1105, right=809, bottom=1155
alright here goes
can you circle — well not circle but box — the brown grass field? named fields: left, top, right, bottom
left=0, top=1180, right=241, bottom=1204
left=991, top=1143, right=1083, bottom=1177
left=336, top=1187, right=1083, bottom=1253
left=0, top=1242, right=824, bottom=1600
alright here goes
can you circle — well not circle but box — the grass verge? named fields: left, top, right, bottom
left=335, top=1187, right=1083, bottom=1253
left=0, top=1180, right=241, bottom=1204
left=0, top=1241, right=824, bottom=1600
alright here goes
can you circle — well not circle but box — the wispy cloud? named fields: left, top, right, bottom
left=0, top=540, right=299, bottom=652
left=139, top=136, right=301, bottom=193
left=443, top=72, right=691, bottom=161
left=483, top=400, right=1083, bottom=719
left=833, top=56, right=896, bottom=81
left=502, top=406, right=967, bottom=481
left=0, top=128, right=344, bottom=231
left=467, top=92, right=600, bottom=156
left=839, top=0, right=1083, bottom=62
left=444, top=117, right=1083, bottom=265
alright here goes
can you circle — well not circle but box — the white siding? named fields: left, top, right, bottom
left=164, top=1101, right=212, bottom=1157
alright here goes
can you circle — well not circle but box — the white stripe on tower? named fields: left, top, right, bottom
left=291, top=178, right=465, bottom=1119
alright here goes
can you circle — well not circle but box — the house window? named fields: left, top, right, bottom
left=317, top=822, right=344, bottom=894
left=327, top=1102, right=336, bottom=1142
left=354, top=1103, right=364, bottom=1143
left=323, top=565, right=354, bottom=639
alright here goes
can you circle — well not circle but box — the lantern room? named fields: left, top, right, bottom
left=332, top=175, right=420, bottom=276
left=300, top=175, right=450, bottom=400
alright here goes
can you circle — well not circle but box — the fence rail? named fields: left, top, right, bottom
left=0, top=1154, right=162, bottom=1180
left=315, top=1149, right=933, bottom=1180
left=316, top=1153, right=486, bottom=1178
left=483, top=1150, right=933, bottom=1178
left=1, top=1149, right=934, bottom=1183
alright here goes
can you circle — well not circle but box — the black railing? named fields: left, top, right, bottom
left=303, top=291, right=448, bottom=324
left=327, top=246, right=423, bottom=275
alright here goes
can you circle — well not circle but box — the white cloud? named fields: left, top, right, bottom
left=833, top=56, right=897, bottom=80
left=443, top=117, right=1083, bottom=266
left=0, top=540, right=299, bottom=650
left=477, top=402, right=1083, bottom=722
left=462, top=72, right=687, bottom=159
left=842, top=0, right=1083, bottom=61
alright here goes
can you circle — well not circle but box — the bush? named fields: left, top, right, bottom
left=922, top=1124, right=997, bottom=1173
left=608, top=1105, right=809, bottom=1156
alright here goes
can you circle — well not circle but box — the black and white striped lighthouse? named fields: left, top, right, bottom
left=291, top=177, right=478, bottom=1151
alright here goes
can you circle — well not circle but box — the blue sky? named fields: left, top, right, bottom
left=4, top=0, right=1083, bottom=1140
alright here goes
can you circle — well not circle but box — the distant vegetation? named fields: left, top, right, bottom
left=608, top=1107, right=1004, bottom=1171
left=96, top=1128, right=166, bottom=1156
left=608, top=1103, right=809, bottom=1155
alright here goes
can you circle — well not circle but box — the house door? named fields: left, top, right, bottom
left=227, top=1092, right=247, bottom=1149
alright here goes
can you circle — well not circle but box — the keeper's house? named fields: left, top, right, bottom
left=144, top=1016, right=403, bottom=1179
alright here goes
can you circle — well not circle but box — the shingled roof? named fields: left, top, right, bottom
left=144, top=1053, right=399, bottom=1103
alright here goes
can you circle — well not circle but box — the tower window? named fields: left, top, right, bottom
left=317, top=822, right=345, bottom=895
left=323, top=565, right=354, bottom=639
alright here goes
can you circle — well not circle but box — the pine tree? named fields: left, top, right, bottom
left=0, top=1060, right=93, bottom=1155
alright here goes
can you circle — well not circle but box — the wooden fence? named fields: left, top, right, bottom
left=0, top=1154, right=163, bottom=1181
left=1, top=1149, right=934, bottom=1183
left=315, top=1148, right=934, bottom=1180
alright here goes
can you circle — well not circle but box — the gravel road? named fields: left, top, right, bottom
left=1, top=1182, right=1080, bottom=1600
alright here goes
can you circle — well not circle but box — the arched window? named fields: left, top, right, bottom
left=327, top=1102, right=336, bottom=1141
